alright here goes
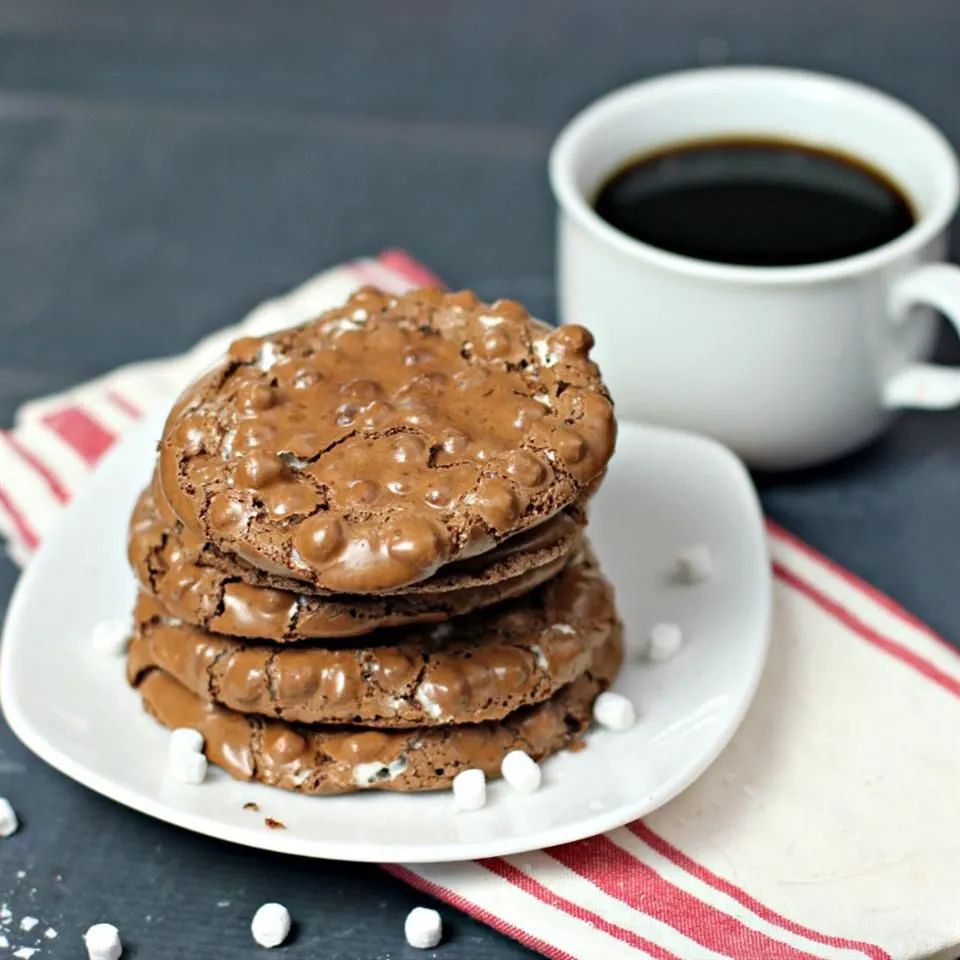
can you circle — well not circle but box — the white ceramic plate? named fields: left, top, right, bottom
left=1, top=413, right=770, bottom=863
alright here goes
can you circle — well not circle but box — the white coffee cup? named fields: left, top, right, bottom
left=550, top=67, right=960, bottom=470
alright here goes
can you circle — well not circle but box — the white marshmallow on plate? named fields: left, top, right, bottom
left=168, top=728, right=204, bottom=759
left=592, top=691, right=637, bottom=731
left=84, top=923, right=122, bottom=960
left=500, top=750, right=542, bottom=794
left=167, top=750, right=207, bottom=785
left=648, top=622, right=684, bottom=662
left=452, top=769, right=486, bottom=812
left=251, top=902, right=291, bottom=948
left=404, top=907, right=442, bottom=949
left=0, top=797, right=18, bottom=837
left=672, top=544, right=714, bottom=584
left=90, top=619, right=129, bottom=657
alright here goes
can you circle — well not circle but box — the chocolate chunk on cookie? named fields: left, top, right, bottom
left=131, top=625, right=622, bottom=794
left=127, top=547, right=618, bottom=726
left=156, top=287, right=615, bottom=593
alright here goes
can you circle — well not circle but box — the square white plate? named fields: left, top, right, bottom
left=1, top=415, right=770, bottom=862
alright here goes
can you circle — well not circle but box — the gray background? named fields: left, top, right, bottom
left=0, top=2, right=957, bottom=957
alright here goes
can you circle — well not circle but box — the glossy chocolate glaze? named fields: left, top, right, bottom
left=127, top=547, right=617, bottom=726
left=131, top=625, right=623, bottom=794
left=157, top=287, right=615, bottom=593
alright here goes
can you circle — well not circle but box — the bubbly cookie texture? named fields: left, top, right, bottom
left=129, top=485, right=584, bottom=640
left=157, top=287, right=615, bottom=593
left=131, top=626, right=623, bottom=794
left=127, top=548, right=618, bottom=726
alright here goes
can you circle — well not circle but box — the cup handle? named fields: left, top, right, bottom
left=884, top=264, right=960, bottom=409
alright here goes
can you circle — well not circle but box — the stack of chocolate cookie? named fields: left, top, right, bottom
left=126, top=287, right=620, bottom=794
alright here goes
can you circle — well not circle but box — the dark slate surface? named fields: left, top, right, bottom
left=0, top=2, right=957, bottom=957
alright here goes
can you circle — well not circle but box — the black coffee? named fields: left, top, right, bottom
left=593, top=138, right=914, bottom=267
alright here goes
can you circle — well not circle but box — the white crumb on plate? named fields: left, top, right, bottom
left=648, top=622, right=684, bottom=662
left=672, top=543, right=713, bottom=584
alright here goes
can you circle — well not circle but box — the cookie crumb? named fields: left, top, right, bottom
left=264, top=817, right=285, bottom=830
left=14, top=947, right=38, bottom=959
left=44, top=927, right=58, bottom=939
left=19, top=916, right=38, bottom=932
left=243, top=802, right=260, bottom=812
left=568, top=739, right=587, bottom=753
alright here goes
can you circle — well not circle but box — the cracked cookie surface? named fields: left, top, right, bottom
left=129, top=484, right=584, bottom=640
left=127, top=548, right=617, bottom=726
left=156, top=287, right=615, bottom=593
left=130, top=622, right=623, bottom=794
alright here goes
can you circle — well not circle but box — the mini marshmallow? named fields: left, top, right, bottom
left=592, top=691, right=637, bottom=731
left=168, top=728, right=204, bottom=759
left=404, top=906, right=442, bottom=949
left=167, top=749, right=207, bottom=785
left=452, top=769, right=486, bottom=811
left=648, top=622, right=684, bottom=662
left=84, top=922, right=122, bottom=960
left=500, top=750, right=542, bottom=794
left=0, top=797, right=18, bottom=837
left=251, top=902, right=291, bottom=948
left=91, top=619, right=129, bottom=657
left=672, top=544, right=713, bottom=584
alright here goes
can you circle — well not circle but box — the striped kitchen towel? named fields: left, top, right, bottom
left=1, top=252, right=958, bottom=960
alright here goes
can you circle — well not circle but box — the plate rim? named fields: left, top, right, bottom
left=0, top=420, right=771, bottom=863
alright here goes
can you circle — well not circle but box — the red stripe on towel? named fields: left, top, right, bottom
left=106, top=389, right=142, bottom=420
left=383, top=864, right=579, bottom=960
left=775, top=562, right=960, bottom=699
left=630, top=823, right=890, bottom=960
left=40, top=406, right=115, bottom=465
left=767, top=520, right=958, bottom=657
left=0, top=484, right=39, bottom=550
left=548, top=834, right=823, bottom=960
left=480, top=856, right=681, bottom=960
left=0, top=431, right=69, bottom=503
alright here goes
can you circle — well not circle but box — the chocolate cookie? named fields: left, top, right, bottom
left=157, top=287, right=615, bottom=593
left=131, top=626, right=622, bottom=794
left=127, top=548, right=617, bottom=726
left=130, top=485, right=583, bottom=641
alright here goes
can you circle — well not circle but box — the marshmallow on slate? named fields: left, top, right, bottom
left=169, top=728, right=204, bottom=759
left=500, top=750, right=542, bottom=794
left=0, top=797, right=18, bottom=837
left=167, top=749, right=207, bottom=785
left=592, top=691, right=637, bottom=731
left=91, top=619, right=130, bottom=657
left=84, top=923, right=122, bottom=960
left=404, top=907, right=443, bottom=949
left=648, top=622, right=684, bottom=662
left=452, top=768, right=486, bottom=812
left=672, top=544, right=714, bottom=584
left=251, top=902, right=291, bottom=949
